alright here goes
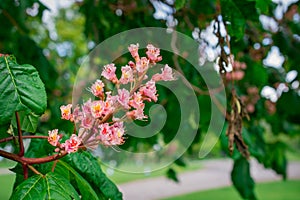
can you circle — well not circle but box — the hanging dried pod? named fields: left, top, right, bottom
left=226, top=89, right=250, bottom=159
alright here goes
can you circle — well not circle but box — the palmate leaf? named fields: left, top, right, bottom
left=63, top=151, right=123, bottom=200
left=0, top=55, right=46, bottom=132
left=57, top=160, right=100, bottom=200
left=10, top=172, right=80, bottom=200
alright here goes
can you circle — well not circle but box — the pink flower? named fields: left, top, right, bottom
left=98, top=122, right=125, bottom=146
left=60, top=104, right=73, bottom=121
left=81, top=114, right=94, bottom=129
left=110, top=122, right=125, bottom=145
left=105, top=91, right=118, bottom=104
left=128, top=61, right=136, bottom=69
left=102, top=99, right=115, bottom=116
left=128, top=43, right=140, bottom=61
left=136, top=57, right=149, bottom=73
left=72, top=105, right=82, bottom=123
left=119, top=65, right=134, bottom=84
left=91, top=100, right=105, bottom=118
left=152, top=64, right=176, bottom=81
left=117, top=88, right=131, bottom=109
left=146, top=44, right=162, bottom=63
left=90, top=79, right=104, bottom=98
left=48, top=129, right=61, bottom=146
left=129, top=92, right=144, bottom=109
left=82, top=99, right=92, bottom=115
left=98, top=123, right=112, bottom=145
left=101, top=63, right=118, bottom=83
left=139, top=80, right=158, bottom=102
left=127, top=107, right=147, bottom=120
left=63, top=134, right=82, bottom=153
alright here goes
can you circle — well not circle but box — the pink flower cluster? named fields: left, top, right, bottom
left=48, top=43, right=176, bottom=153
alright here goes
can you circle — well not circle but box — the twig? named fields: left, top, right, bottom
left=0, top=135, right=48, bottom=144
left=15, top=112, right=24, bottom=157
left=0, top=148, right=68, bottom=165
left=28, top=165, right=42, bottom=175
left=51, top=160, right=58, bottom=172
left=22, top=164, right=28, bottom=180
left=2, top=10, right=26, bottom=34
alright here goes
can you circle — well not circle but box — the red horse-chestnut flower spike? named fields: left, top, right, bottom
left=48, top=43, right=176, bottom=153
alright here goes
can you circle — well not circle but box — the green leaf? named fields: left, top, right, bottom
left=277, top=90, right=300, bottom=124
left=263, top=142, right=287, bottom=179
left=12, top=111, right=39, bottom=132
left=10, top=173, right=80, bottom=200
left=58, top=160, right=100, bottom=200
left=243, top=62, right=268, bottom=88
left=255, top=0, right=272, bottom=14
left=174, top=157, right=187, bottom=167
left=0, top=55, right=47, bottom=127
left=221, top=0, right=246, bottom=40
left=166, top=168, right=179, bottom=183
left=175, top=0, right=186, bottom=11
left=62, top=151, right=123, bottom=200
left=231, top=157, right=257, bottom=200
left=221, top=0, right=258, bottom=40
left=25, top=135, right=54, bottom=158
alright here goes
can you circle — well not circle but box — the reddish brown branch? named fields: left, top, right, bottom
left=15, top=112, right=24, bottom=157
left=0, top=135, right=48, bottom=144
left=0, top=149, right=25, bottom=164
left=22, top=152, right=68, bottom=164
left=0, top=148, right=68, bottom=165
left=22, top=164, right=28, bottom=180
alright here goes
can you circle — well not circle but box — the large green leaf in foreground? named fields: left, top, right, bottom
left=0, top=55, right=46, bottom=131
left=63, top=151, right=123, bottom=200
left=10, top=172, right=80, bottom=200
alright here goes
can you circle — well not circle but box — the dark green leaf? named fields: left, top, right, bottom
left=0, top=55, right=46, bottom=127
left=10, top=172, right=80, bottom=200
left=62, top=151, right=122, bottom=200
left=231, top=157, right=256, bottom=200
left=255, top=0, right=272, bottom=14
left=174, top=157, right=187, bottom=167
left=221, top=0, right=246, bottom=40
left=263, top=142, right=287, bottom=179
left=58, top=160, right=99, bottom=200
left=244, top=62, right=268, bottom=88
left=175, top=0, right=186, bottom=11
left=277, top=90, right=300, bottom=124
left=166, top=168, right=179, bottom=183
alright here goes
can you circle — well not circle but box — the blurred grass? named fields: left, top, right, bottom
left=162, top=180, right=300, bottom=200
left=0, top=159, right=16, bottom=168
left=103, top=159, right=203, bottom=184
left=0, top=174, right=15, bottom=200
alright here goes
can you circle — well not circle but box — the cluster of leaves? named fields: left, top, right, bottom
left=1, top=0, right=300, bottom=199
